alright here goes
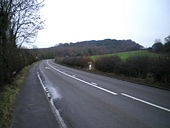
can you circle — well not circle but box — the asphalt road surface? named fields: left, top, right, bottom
left=12, top=62, right=59, bottom=128
left=37, top=60, right=170, bottom=128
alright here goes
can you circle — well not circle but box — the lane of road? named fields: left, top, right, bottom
left=37, top=60, right=170, bottom=128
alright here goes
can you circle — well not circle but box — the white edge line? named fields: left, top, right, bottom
left=37, top=72, right=67, bottom=128
left=37, top=72, right=45, bottom=89
left=47, top=60, right=117, bottom=95
left=121, top=93, right=170, bottom=112
left=50, top=100, right=67, bottom=128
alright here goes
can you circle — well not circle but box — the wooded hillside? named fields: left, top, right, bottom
left=35, top=39, right=143, bottom=58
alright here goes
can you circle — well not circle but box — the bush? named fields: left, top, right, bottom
left=120, top=56, right=152, bottom=78
left=56, top=54, right=170, bottom=84
left=0, top=46, right=36, bottom=86
left=94, top=55, right=170, bottom=84
left=94, top=56, right=121, bottom=73
left=150, top=56, right=170, bottom=83
left=55, top=57, right=64, bottom=64
left=62, top=56, right=91, bottom=68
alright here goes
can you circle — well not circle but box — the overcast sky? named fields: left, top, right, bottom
left=34, top=0, right=170, bottom=48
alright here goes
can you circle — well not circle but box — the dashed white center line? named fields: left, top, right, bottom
left=121, top=93, right=170, bottom=112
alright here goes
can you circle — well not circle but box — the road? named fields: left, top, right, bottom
left=37, top=60, right=170, bottom=128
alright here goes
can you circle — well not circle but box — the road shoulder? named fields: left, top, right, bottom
left=12, top=63, right=59, bottom=128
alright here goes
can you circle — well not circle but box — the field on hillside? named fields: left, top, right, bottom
left=90, top=50, right=166, bottom=61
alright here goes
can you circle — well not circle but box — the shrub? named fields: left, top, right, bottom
left=62, top=56, right=91, bottom=68
left=55, top=57, right=64, bottom=64
left=0, top=47, right=36, bottom=86
left=121, top=56, right=152, bottom=78
left=57, top=54, right=170, bottom=84
left=150, top=56, right=170, bottom=83
left=94, top=56, right=121, bottom=72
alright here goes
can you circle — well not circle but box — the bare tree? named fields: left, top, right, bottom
left=0, top=0, right=44, bottom=84
left=164, top=35, right=170, bottom=52
left=0, top=0, right=44, bottom=48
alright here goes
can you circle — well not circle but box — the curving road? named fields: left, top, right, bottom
left=37, top=60, right=170, bottom=128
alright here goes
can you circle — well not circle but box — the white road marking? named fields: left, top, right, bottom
left=47, top=60, right=117, bottom=95
left=72, top=75, right=76, bottom=77
left=37, top=72, right=67, bottom=128
left=47, top=60, right=170, bottom=112
left=45, top=67, right=50, bottom=70
left=50, top=100, right=68, bottom=128
left=121, top=93, right=170, bottom=112
left=91, top=82, right=97, bottom=85
left=37, top=72, right=46, bottom=90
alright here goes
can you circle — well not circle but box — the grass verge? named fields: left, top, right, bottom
left=0, top=64, right=32, bottom=128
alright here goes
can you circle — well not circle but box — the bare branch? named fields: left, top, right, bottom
left=0, top=0, right=44, bottom=48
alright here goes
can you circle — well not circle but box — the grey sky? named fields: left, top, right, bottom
left=35, top=0, right=170, bottom=48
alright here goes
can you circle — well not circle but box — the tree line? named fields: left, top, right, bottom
left=0, top=0, right=44, bottom=87
left=151, top=36, right=170, bottom=53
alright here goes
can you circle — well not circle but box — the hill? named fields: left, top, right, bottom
left=55, top=39, right=143, bottom=56
left=35, top=39, right=143, bottom=58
